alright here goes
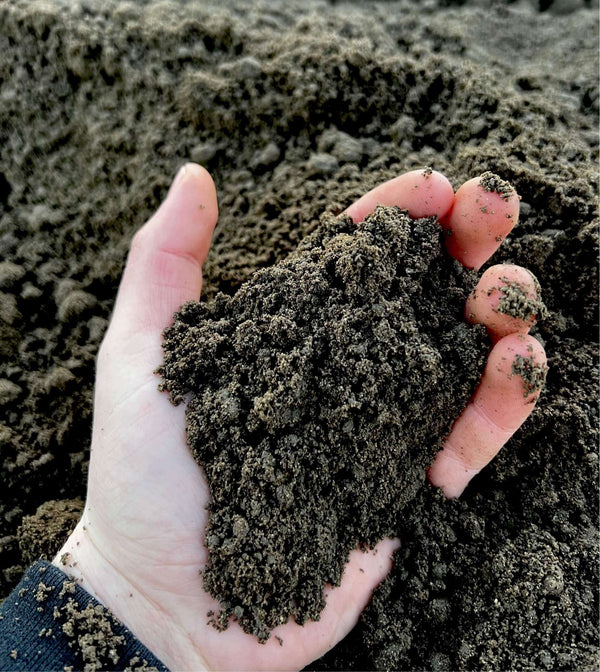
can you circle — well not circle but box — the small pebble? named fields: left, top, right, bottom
left=0, top=262, right=25, bottom=289
left=0, top=379, right=22, bottom=405
left=306, top=152, right=338, bottom=177
left=218, top=56, right=263, bottom=80
left=251, top=142, right=281, bottom=170
left=39, top=366, right=75, bottom=395
left=190, top=142, right=218, bottom=164
left=0, top=292, right=20, bottom=326
left=21, top=283, right=42, bottom=300
left=58, top=290, right=97, bottom=322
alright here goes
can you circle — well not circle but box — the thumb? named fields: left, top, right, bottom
left=109, top=163, right=219, bottom=340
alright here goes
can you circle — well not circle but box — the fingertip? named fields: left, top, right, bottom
left=491, top=332, right=547, bottom=364
left=485, top=333, right=548, bottom=402
left=477, top=334, right=548, bottom=431
left=153, top=162, right=219, bottom=264
left=443, top=173, right=519, bottom=269
left=181, top=162, right=218, bottom=213
left=428, top=334, right=547, bottom=499
left=344, top=168, right=454, bottom=223
left=381, top=536, right=402, bottom=554
left=170, top=161, right=216, bottom=190
left=400, top=168, right=455, bottom=220
left=465, top=264, right=546, bottom=341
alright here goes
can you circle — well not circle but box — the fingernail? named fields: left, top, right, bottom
left=172, top=164, right=189, bottom=191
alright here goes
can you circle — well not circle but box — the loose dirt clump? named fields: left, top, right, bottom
left=159, top=206, right=487, bottom=639
left=18, top=499, right=83, bottom=566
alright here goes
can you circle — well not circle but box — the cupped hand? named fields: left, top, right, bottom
left=53, top=165, right=547, bottom=671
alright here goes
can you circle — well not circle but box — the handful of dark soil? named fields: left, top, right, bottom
left=158, top=205, right=488, bottom=641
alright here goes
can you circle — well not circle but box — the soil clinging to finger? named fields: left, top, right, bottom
left=479, top=171, right=515, bottom=201
left=512, top=352, right=549, bottom=397
left=497, top=276, right=548, bottom=322
left=158, top=206, right=487, bottom=640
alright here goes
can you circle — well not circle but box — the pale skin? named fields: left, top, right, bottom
left=53, top=165, right=547, bottom=671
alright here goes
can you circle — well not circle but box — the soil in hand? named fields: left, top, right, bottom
left=158, top=205, right=487, bottom=640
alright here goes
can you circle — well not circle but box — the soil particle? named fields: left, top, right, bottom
left=18, top=499, right=83, bottom=566
left=34, top=582, right=55, bottom=602
left=306, top=152, right=340, bottom=178
left=0, top=380, right=22, bottom=406
left=57, top=290, right=98, bottom=324
left=496, top=275, right=548, bottom=322
left=0, top=262, right=25, bottom=290
left=159, top=205, right=487, bottom=640
left=512, top=352, right=549, bottom=396
left=53, top=596, right=125, bottom=672
left=318, top=128, right=364, bottom=164
left=479, top=171, right=515, bottom=201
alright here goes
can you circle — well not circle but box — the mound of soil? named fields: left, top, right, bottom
left=158, top=205, right=487, bottom=640
left=0, top=0, right=597, bottom=669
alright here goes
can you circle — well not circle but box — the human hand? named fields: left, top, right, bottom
left=53, top=164, right=547, bottom=671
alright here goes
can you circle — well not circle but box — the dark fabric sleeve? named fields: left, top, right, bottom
left=0, top=561, right=169, bottom=671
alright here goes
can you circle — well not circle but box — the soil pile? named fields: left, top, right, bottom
left=158, top=205, right=486, bottom=640
left=0, top=0, right=598, bottom=669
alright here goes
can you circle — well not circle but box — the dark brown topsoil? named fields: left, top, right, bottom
left=158, top=206, right=487, bottom=640
left=0, top=0, right=598, bottom=669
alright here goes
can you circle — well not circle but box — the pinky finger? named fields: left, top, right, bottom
left=427, top=333, right=548, bottom=498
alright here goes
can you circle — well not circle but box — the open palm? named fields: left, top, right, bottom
left=54, top=164, right=546, bottom=671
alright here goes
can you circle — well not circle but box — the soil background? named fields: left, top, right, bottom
left=0, top=0, right=598, bottom=670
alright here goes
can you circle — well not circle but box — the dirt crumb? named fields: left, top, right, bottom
left=127, top=655, right=161, bottom=671
left=59, top=580, right=77, bottom=598
left=480, top=171, right=515, bottom=201
left=512, top=353, right=549, bottom=396
left=497, top=276, right=548, bottom=322
left=18, top=499, right=83, bottom=566
left=35, top=582, right=55, bottom=602
left=53, top=594, right=125, bottom=672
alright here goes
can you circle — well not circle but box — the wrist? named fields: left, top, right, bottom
left=53, top=519, right=210, bottom=671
